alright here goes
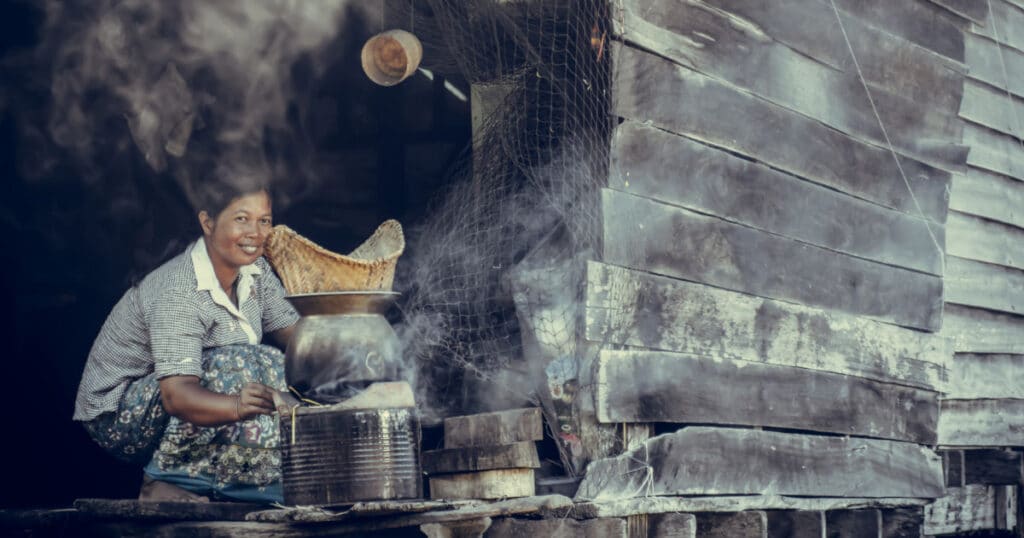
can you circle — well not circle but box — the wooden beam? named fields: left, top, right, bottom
left=924, top=484, right=1008, bottom=535
left=596, top=349, right=939, bottom=444
left=443, top=408, right=543, bottom=449
left=585, top=262, right=951, bottom=391
left=964, top=122, right=1024, bottom=180
left=939, top=398, right=1024, bottom=446
left=947, top=211, right=1024, bottom=272
left=611, top=42, right=952, bottom=224
left=965, top=33, right=1024, bottom=97
left=610, top=121, right=944, bottom=275
left=602, top=189, right=943, bottom=330
left=825, top=509, right=881, bottom=538
left=422, top=443, right=539, bottom=474
left=949, top=168, right=1024, bottom=230
left=611, top=0, right=965, bottom=170
left=945, top=256, right=1024, bottom=316
left=698, top=512, right=767, bottom=538
left=765, top=510, right=825, bottom=538
left=946, top=353, right=1024, bottom=399
left=940, top=304, right=1024, bottom=354
left=575, top=427, right=945, bottom=499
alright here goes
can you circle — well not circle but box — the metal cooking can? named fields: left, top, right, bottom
left=280, top=406, right=422, bottom=505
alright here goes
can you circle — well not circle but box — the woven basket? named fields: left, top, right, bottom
left=264, top=220, right=405, bottom=294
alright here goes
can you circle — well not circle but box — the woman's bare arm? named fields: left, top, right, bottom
left=159, top=376, right=276, bottom=426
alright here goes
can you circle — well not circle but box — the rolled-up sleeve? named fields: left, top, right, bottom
left=260, top=266, right=299, bottom=334
left=147, top=289, right=205, bottom=379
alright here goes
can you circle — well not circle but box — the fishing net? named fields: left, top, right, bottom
left=390, top=0, right=613, bottom=473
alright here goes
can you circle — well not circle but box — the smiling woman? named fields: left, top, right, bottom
left=72, top=170, right=301, bottom=504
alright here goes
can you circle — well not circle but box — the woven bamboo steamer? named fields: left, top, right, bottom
left=264, top=220, right=405, bottom=294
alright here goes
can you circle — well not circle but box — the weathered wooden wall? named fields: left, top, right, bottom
left=937, top=0, right=1024, bottom=453
left=579, top=0, right=989, bottom=510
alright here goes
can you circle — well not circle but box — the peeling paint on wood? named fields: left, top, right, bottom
left=585, top=261, right=952, bottom=391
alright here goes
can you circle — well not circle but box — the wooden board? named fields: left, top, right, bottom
left=585, top=262, right=952, bottom=391
left=963, top=122, right=1024, bottom=180
left=611, top=42, right=952, bottom=224
left=611, top=0, right=965, bottom=170
left=947, top=210, right=1024, bottom=271
left=939, top=399, right=1024, bottom=445
left=422, top=443, right=540, bottom=474
left=72, top=499, right=257, bottom=521
left=765, top=510, right=825, bottom=538
left=944, top=256, right=1024, bottom=315
left=486, top=517, right=626, bottom=538
left=923, top=485, right=1008, bottom=535
left=689, top=0, right=966, bottom=103
left=947, top=353, right=1024, bottom=399
left=960, top=79, right=1024, bottom=139
left=940, top=304, right=1024, bottom=353
left=825, top=509, right=881, bottom=538
left=697, top=511, right=767, bottom=538
left=576, top=427, right=944, bottom=500
left=602, top=189, right=944, bottom=331
left=827, top=0, right=967, bottom=61
left=649, top=513, right=697, bottom=538
left=931, top=0, right=991, bottom=24
left=596, top=349, right=939, bottom=444
left=965, top=33, right=1024, bottom=97
left=574, top=497, right=930, bottom=520
left=443, top=408, right=543, bottom=449
left=949, top=168, right=1024, bottom=229
left=610, top=121, right=945, bottom=275
left=970, top=0, right=1024, bottom=51
left=429, top=469, right=535, bottom=500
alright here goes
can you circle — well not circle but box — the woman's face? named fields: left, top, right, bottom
left=199, top=190, right=273, bottom=274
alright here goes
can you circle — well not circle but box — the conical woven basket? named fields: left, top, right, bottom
left=264, top=220, right=405, bottom=294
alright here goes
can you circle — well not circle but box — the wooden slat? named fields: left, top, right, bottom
left=947, top=353, right=1024, bottom=399
left=825, top=509, right=881, bottom=538
left=965, top=33, right=1024, bottom=97
left=602, top=189, right=943, bottom=330
left=945, top=256, right=1024, bottom=315
left=960, top=79, right=1024, bottom=138
left=610, top=121, right=944, bottom=275
left=422, top=442, right=539, bottom=475
left=826, top=0, right=967, bottom=62
left=649, top=513, right=697, bottom=538
left=428, top=469, right=534, bottom=500
left=949, top=168, right=1024, bottom=229
left=700, top=0, right=966, bottom=104
left=970, top=0, right=1024, bottom=52
left=443, top=408, right=543, bottom=449
left=611, top=0, right=965, bottom=170
left=611, top=42, right=952, bottom=224
left=924, top=485, right=1006, bottom=534
left=964, top=122, right=1024, bottom=180
left=930, top=0, right=991, bottom=24
left=947, top=211, right=1024, bottom=271
left=698, top=512, right=767, bottom=538
left=941, top=304, right=1024, bottom=354
left=766, top=510, right=825, bottom=538
left=596, top=349, right=939, bottom=444
left=585, top=262, right=952, bottom=391
left=939, top=398, right=1024, bottom=445
left=575, top=427, right=945, bottom=499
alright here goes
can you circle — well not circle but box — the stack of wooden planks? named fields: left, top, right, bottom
left=424, top=408, right=543, bottom=500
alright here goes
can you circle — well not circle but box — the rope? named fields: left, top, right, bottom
left=826, top=0, right=945, bottom=270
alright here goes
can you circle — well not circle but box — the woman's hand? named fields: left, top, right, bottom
left=235, top=382, right=278, bottom=421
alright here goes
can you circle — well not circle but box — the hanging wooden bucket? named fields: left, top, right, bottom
left=361, top=30, right=423, bottom=86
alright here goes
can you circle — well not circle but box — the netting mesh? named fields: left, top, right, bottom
left=391, top=0, right=612, bottom=470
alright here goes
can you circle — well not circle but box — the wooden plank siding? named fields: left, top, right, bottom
left=929, top=0, right=991, bottom=25
left=595, top=349, right=939, bottom=444
left=584, top=262, right=951, bottom=391
left=610, top=121, right=945, bottom=275
left=611, top=42, right=952, bottom=225
left=611, top=0, right=966, bottom=171
left=825, top=0, right=968, bottom=62
left=939, top=399, right=1024, bottom=446
left=965, top=32, right=1024, bottom=97
left=960, top=79, right=1024, bottom=139
left=947, top=354, right=1024, bottom=399
left=940, top=304, right=1024, bottom=353
left=601, top=189, right=944, bottom=331
left=944, top=255, right=1024, bottom=315
left=971, top=0, right=1024, bottom=52
left=963, top=122, right=1024, bottom=179
left=949, top=168, right=1024, bottom=229
left=946, top=211, right=1024, bottom=271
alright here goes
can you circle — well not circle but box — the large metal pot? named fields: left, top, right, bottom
left=284, top=291, right=403, bottom=395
